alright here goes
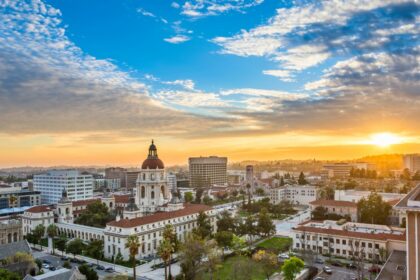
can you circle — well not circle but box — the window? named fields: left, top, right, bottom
left=368, top=243, right=372, bottom=248
left=342, top=240, right=346, bottom=245
left=336, top=249, right=340, bottom=254
left=336, top=239, right=340, bottom=244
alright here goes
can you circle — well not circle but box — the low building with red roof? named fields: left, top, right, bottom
left=22, top=205, right=54, bottom=236
left=309, top=199, right=358, bottom=221
left=292, top=220, right=406, bottom=262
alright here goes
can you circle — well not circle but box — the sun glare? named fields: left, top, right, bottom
left=369, top=133, right=402, bottom=147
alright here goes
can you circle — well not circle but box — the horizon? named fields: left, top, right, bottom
left=0, top=1, right=419, bottom=167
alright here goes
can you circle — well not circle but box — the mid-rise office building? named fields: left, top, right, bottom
left=33, top=170, right=93, bottom=204
left=125, top=170, right=140, bottom=190
left=0, top=187, right=41, bottom=209
left=321, top=163, right=354, bottom=179
left=403, top=154, right=420, bottom=173
left=189, top=156, right=227, bottom=188
left=270, top=185, right=318, bottom=205
left=167, top=173, right=177, bottom=193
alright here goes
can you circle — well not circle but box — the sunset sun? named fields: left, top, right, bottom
left=369, top=133, right=403, bottom=148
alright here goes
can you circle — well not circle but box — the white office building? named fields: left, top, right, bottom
left=270, top=185, right=318, bottom=205
left=34, top=170, right=93, bottom=204
left=167, top=173, right=177, bottom=193
left=403, top=154, right=420, bottom=173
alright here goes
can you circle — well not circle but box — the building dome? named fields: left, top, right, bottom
left=141, top=140, right=165, bottom=169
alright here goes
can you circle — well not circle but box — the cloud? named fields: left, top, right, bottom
left=137, top=8, right=156, bottom=18
left=162, top=79, right=195, bottom=90
left=164, top=35, right=190, bottom=44
left=0, top=0, right=234, bottom=139
left=212, top=0, right=419, bottom=75
left=220, top=88, right=306, bottom=99
left=179, top=0, right=264, bottom=18
left=171, top=2, right=180, bottom=9
left=262, top=69, right=294, bottom=82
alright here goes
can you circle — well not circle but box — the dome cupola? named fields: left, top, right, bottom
left=141, top=140, right=164, bottom=169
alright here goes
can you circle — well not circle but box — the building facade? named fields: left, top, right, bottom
left=34, top=170, right=93, bottom=204
left=0, top=219, right=22, bottom=244
left=270, top=185, right=318, bottom=205
left=189, top=156, right=227, bottom=188
left=292, top=220, right=405, bottom=262
left=22, top=205, right=54, bottom=236
left=403, top=154, right=420, bottom=173
left=0, top=190, right=40, bottom=209
left=309, top=200, right=358, bottom=222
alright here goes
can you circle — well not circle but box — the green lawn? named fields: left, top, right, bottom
left=198, top=255, right=281, bottom=280
left=256, top=237, right=292, bottom=253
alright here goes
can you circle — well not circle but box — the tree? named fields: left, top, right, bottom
left=0, top=268, right=20, bottom=280
left=115, top=252, right=124, bottom=264
left=257, top=208, right=275, bottom=237
left=280, top=176, right=285, bottom=186
left=78, top=264, right=99, bottom=280
left=231, top=190, right=238, bottom=197
left=56, top=237, right=67, bottom=256
left=255, top=188, right=265, bottom=196
left=243, top=215, right=257, bottom=240
left=204, top=240, right=221, bottom=280
left=253, top=250, right=278, bottom=280
left=63, top=260, right=71, bottom=268
left=74, top=200, right=113, bottom=228
left=412, top=171, right=420, bottom=180
left=195, top=188, right=204, bottom=203
left=86, top=240, right=104, bottom=265
left=179, top=234, right=208, bottom=280
left=66, top=238, right=85, bottom=259
left=47, top=224, right=58, bottom=254
left=282, top=256, right=304, bottom=280
left=319, top=186, right=334, bottom=200
left=203, top=195, right=212, bottom=205
left=231, top=234, right=246, bottom=256
left=216, top=211, right=236, bottom=232
left=157, top=239, right=172, bottom=280
left=184, top=192, right=193, bottom=203
left=163, top=224, right=178, bottom=279
left=357, top=192, right=391, bottom=225
left=312, top=206, right=328, bottom=220
left=298, top=172, right=307, bottom=185
left=32, top=224, right=45, bottom=250
left=125, top=234, right=141, bottom=280
left=8, top=195, right=17, bottom=208
left=402, top=168, right=411, bottom=180
left=193, top=211, right=212, bottom=239
left=215, top=231, right=233, bottom=256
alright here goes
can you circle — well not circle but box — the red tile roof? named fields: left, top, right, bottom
left=294, top=224, right=406, bottom=242
left=72, top=198, right=100, bottom=207
left=26, top=205, right=53, bottom=213
left=310, top=200, right=357, bottom=208
left=114, top=194, right=130, bottom=204
left=387, top=199, right=401, bottom=206
left=107, top=204, right=213, bottom=228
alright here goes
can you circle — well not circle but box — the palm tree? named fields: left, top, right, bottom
left=163, top=224, right=177, bottom=279
left=125, top=234, right=141, bottom=279
left=47, top=224, right=58, bottom=255
left=157, top=239, right=173, bottom=280
left=9, top=195, right=17, bottom=208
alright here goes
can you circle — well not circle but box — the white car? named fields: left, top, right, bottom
left=42, top=264, right=50, bottom=269
left=278, top=253, right=289, bottom=259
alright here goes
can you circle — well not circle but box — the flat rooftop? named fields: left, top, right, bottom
left=395, top=183, right=420, bottom=211
left=376, top=250, right=406, bottom=280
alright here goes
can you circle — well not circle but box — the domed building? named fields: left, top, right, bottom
left=130, top=140, right=171, bottom=217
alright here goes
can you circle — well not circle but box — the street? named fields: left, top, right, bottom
left=275, top=208, right=311, bottom=236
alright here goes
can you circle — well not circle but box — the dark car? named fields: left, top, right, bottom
left=369, top=265, right=381, bottom=274
left=70, top=258, right=78, bottom=263
left=347, top=263, right=357, bottom=269
left=61, top=256, right=69, bottom=261
left=96, top=265, right=105, bottom=270
left=87, top=263, right=95, bottom=268
left=105, top=267, right=114, bottom=273
left=331, top=261, right=342, bottom=267
left=49, top=266, right=56, bottom=271
left=42, top=259, right=51, bottom=264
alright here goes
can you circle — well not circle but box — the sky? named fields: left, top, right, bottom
left=0, top=0, right=419, bottom=167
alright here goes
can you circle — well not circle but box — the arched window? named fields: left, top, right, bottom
left=66, top=207, right=69, bottom=214
left=141, top=186, right=145, bottom=198
left=7, top=233, right=11, bottom=243
left=151, top=173, right=155, bottom=180
left=110, top=202, right=113, bottom=208
left=58, top=208, right=61, bottom=215
left=142, top=173, right=145, bottom=180
left=161, top=186, right=165, bottom=197
left=151, top=191, right=155, bottom=199
left=13, top=232, right=17, bottom=242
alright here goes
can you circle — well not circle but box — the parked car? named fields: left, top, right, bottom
left=314, top=277, right=325, bottom=280
left=346, top=263, right=357, bottom=269
left=87, top=263, right=95, bottom=267
left=96, top=265, right=105, bottom=270
left=105, top=267, right=114, bottom=273
left=315, top=258, right=324, bottom=264
left=350, top=274, right=358, bottom=280
left=42, top=259, right=51, bottom=264
left=331, top=260, right=342, bottom=267
left=49, top=266, right=56, bottom=271
left=278, top=253, right=289, bottom=259
left=323, top=266, right=333, bottom=274
left=61, top=256, right=69, bottom=261
left=42, top=264, right=50, bottom=269
left=369, top=265, right=381, bottom=274
left=70, top=258, right=78, bottom=263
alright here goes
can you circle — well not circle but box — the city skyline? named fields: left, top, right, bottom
left=0, top=0, right=419, bottom=167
